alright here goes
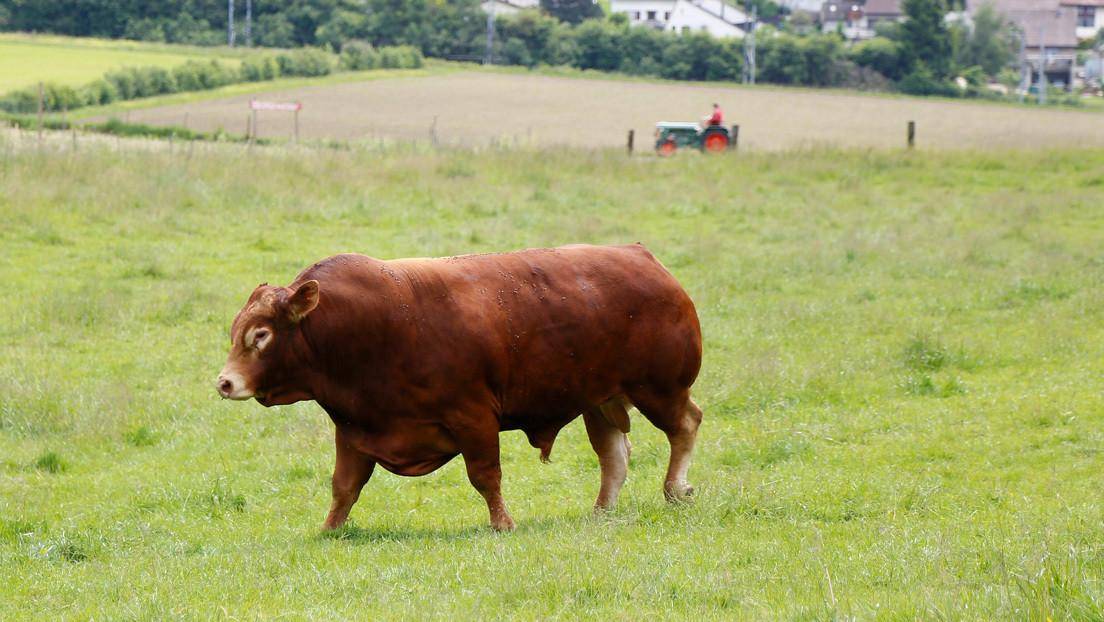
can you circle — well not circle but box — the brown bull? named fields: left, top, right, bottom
left=216, top=244, right=703, bottom=531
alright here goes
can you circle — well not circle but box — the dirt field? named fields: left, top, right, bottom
left=106, top=70, right=1104, bottom=150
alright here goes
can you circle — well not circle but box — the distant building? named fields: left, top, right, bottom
left=1058, top=0, right=1104, bottom=38
left=972, top=0, right=1079, bottom=87
left=610, top=0, right=750, bottom=37
left=820, top=0, right=901, bottom=39
left=480, top=0, right=540, bottom=15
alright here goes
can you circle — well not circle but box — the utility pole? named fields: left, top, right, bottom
left=743, top=5, right=757, bottom=84
left=1037, top=21, right=1047, bottom=105
left=1016, top=26, right=1028, bottom=103
left=245, top=0, right=252, bottom=47
left=484, top=5, right=495, bottom=65
left=228, top=0, right=235, bottom=47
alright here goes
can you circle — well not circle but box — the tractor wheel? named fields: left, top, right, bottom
left=657, top=140, right=677, bottom=157
left=703, top=132, right=729, bottom=153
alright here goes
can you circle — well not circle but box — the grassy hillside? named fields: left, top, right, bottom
left=0, top=33, right=243, bottom=92
left=1, top=141, right=1103, bottom=619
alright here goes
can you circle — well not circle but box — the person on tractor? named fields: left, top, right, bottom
left=702, top=103, right=723, bottom=129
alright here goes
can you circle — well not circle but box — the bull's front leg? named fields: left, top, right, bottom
left=455, top=422, right=515, bottom=532
left=322, top=426, right=376, bottom=531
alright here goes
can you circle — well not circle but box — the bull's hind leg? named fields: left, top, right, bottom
left=628, top=389, right=703, bottom=503
left=584, top=397, right=632, bottom=510
left=323, top=427, right=377, bottom=530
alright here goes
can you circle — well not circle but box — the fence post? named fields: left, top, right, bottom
left=730, top=124, right=740, bottom=151
left=294, top=104, right=300, bottom=144
left=627, top=129, right=634, bottom=156
left=907, top=120, right=915, bottom=149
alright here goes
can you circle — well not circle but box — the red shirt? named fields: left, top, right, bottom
left=708, top=108, right=723, bottom=126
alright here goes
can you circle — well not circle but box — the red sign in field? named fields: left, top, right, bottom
left=249, top=100, right=302, bottom=112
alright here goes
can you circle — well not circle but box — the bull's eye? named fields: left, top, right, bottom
left=253, top=328, right=271, bottom=350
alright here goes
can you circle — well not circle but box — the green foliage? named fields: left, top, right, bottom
left=541, top=0, right=604, bottom=24
left=952, top=2, right=1015, bottom=77
left=0, top=82, right=82, bottom=113
left=377, top=45, right=424, bottom=69
left=901, top=0, right=953, bottom=79
left=171, top=59, right=237, bottom=90
left=340, top=40, right=381, bottom=70
left=850, top=37, right=905, bottom=81
left=275, top=48, right=335, bottom=77
left=760, top=33, right=848, bottom=86
left=898, top=65, right=959, bottom=96
left=240, top=55, right=279, bottom=81
left=34, top=451, right=66, bottom=473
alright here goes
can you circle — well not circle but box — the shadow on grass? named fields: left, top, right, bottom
left=315, top=514, right=580, bottom=545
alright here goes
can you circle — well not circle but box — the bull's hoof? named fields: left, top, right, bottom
left=664, top=481, right=695, bottom=503
left=491, top=516, right=516, bottom=532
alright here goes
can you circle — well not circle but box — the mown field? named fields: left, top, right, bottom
left=104, top=70, right=1104, bottom=151
left=2, top=139, right=1104, bottom=619
left=0, top=33, right=243, bottom=92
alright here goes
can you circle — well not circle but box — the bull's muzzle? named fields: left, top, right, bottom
left=215, top=370, right=252, bottom=400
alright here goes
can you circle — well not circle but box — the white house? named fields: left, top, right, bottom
left=820, top=0, right=902, bottom=39
left=1059, top=0, right=1104, bottom=38
left=480, top=0, right=539, bottom=15
left=610, top=0, right=750, bottom=37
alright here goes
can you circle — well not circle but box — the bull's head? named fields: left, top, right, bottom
left=216, top=280, right=319, bottom=406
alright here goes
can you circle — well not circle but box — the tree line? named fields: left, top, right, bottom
left=1, top=0, right=1017, bottom=96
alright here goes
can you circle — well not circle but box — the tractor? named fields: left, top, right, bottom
left=654, top=122, right=734, bottom=156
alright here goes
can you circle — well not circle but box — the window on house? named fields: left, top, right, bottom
left=665, top=11, right=672, bottom=19
left=632, top=10, right=640, bottom=19
left=1077, top=5, right=1094, bottom=27
left=647, top=10, right=657, bottom=19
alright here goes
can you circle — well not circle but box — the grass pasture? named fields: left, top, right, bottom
left=0, top=33, right=243, bottom=92
left=99, top=70, right=1104, bottom=151
left=2, top=140, right=1104, bottom=619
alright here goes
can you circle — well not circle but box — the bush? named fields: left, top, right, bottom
left=276, top=48, right=334, bottom=77
left=241, top=56, right=280, bottom=81
left=104, top=68, right=138, bottom=100
left=502, top=38, right=534, bottom=68
left=850, top=37, right=905, bottom=81
left=139, top=66, right=177, bottom=96
left=341, top=40, right=380, bottom=70
left=171, top=60, right=237, bottom=90
left=80, top=79, right=118, bottom=106
left=898, top=66, right=960, bottom=96
left=378, top=45, right=424, bottom=69
left=0, top=83, right=84, bottom=113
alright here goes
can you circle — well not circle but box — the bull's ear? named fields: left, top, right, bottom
left=287, top=280, right=319, bottom=322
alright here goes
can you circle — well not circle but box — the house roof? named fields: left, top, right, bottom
left=820, top=0, right=863, bottom=22
left=864, top=0, right=901, bottom=15
left=1059, top=0, right=1104, bottom=6
left=972, top=0, right=1079, bottom=48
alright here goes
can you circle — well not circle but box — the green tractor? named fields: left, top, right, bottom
left=654, top=122, right=734, bottom=156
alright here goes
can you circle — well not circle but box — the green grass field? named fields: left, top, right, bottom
left=0, top=33, right=243, bottom=92
left=2, top=141, right=1103, bottom=619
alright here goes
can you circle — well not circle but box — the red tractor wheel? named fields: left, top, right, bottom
left=703, top=132, right=729, bottom=153
left=658, top=139, right=677, bottom=157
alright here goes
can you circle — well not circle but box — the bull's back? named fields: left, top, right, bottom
left=407, top=244, right=702, bottom=415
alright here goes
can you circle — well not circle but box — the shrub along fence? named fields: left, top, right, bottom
left=0, top=45, right=424, bottom=115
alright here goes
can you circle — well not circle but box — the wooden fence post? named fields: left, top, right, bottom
left=294, top=104, right=300, bottom=144
left=730, top=124, right=740, bottom=151
left=907, top=120, right=915, bottom=149
left=627, top=129, right=634, bottom=155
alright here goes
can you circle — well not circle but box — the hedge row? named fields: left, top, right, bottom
left=0, top=45, right=424, bottom=114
